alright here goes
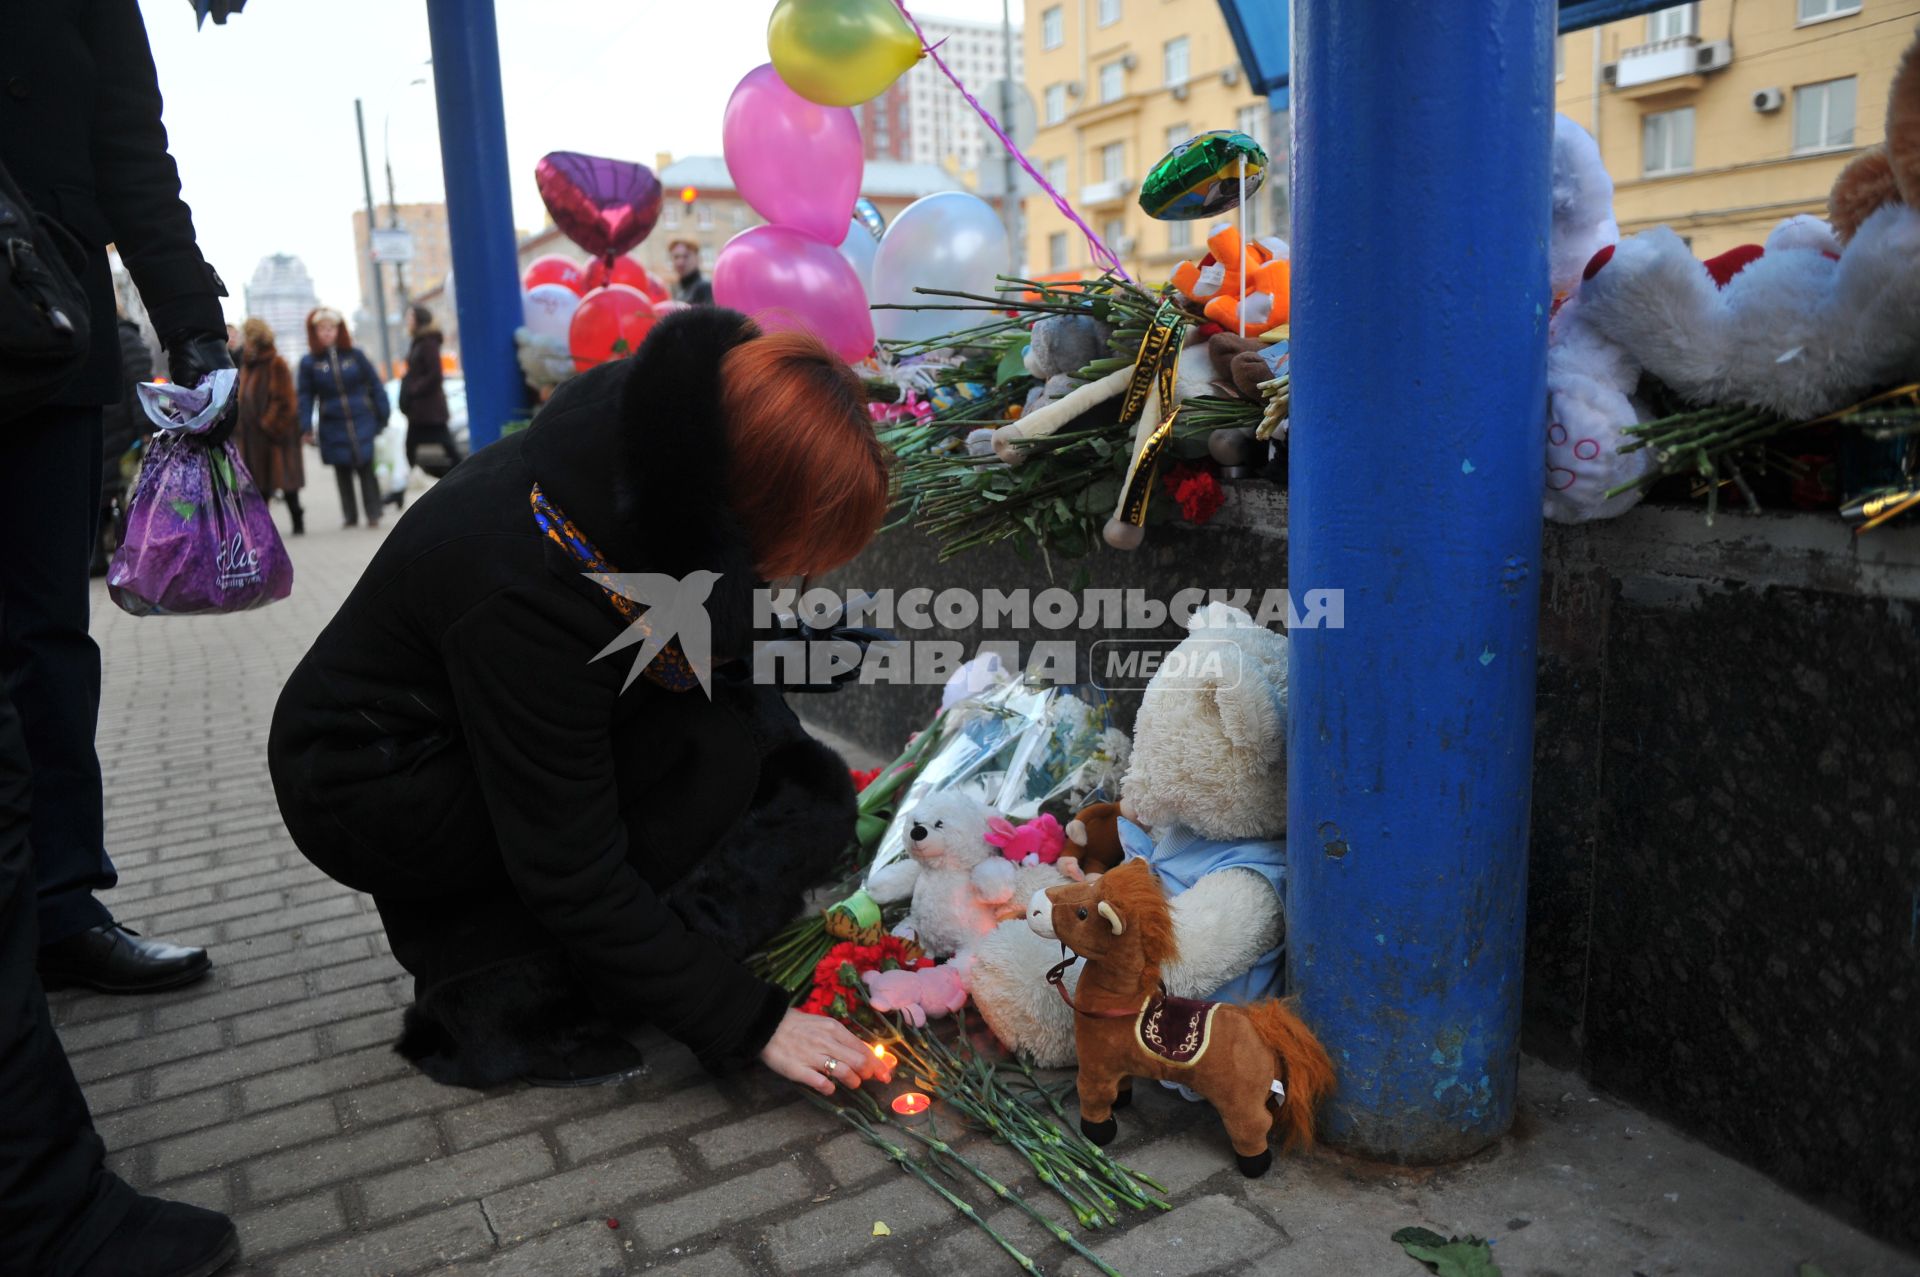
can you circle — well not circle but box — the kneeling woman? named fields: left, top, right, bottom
left=269, top=310, right=889, bottom=1095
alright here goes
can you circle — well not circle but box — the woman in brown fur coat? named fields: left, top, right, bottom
left=236, top=317, right=306, bottom=536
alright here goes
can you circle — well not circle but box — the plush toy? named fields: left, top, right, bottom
left=861, top=964, right=969, bottom=1027
left=1171, top=224, right=1290, bottom=337
left=1029, top=859, right=1334, bottom=1178
left=867, top=791, right=1066, bottom=959
left=1021, top=313, right=1115, bottom=416
left=984, top=812, right=1066, bottom=867
left=966, top=603, right=1291, bottom=1066
left=1571, top=33, right=1920, bottom=425
left=1062, top=801, right=1128, bottom=880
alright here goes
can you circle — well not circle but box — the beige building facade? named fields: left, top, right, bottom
left=1020, top=0, right=1275, bottom=285
left=1559, top=1, right=1920, bottom=257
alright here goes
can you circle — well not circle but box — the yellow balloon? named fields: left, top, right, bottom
left=768, top=0, right=923, bottom=108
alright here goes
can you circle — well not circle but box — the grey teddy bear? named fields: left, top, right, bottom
left=1022, top=314, right=1114, bottom=414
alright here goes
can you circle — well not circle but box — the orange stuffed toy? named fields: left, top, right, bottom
left=1171, top=223, right=1290, bottom=336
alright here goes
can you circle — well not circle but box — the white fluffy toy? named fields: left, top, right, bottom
left=866, top=791, right=1065, bottom=959
left=966, top=603, right=1289, bottom=1067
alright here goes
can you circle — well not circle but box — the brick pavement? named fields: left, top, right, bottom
left=51, top=471, right=1916, bottom=1276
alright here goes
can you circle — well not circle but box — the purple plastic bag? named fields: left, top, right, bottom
left=106, top=372, right=294, bottom=616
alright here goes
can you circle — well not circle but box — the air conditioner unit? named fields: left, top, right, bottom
left=1066, top=81, right=1084, bottom=98
left=1171, top=83, right=1190, bottom=101
left=1601, top=62, right=1619, bottom=87
left=1694, top=40, right=1732, bottom=73
left=1221, top=66, right=1241, bottom=86
left=1116, top=236, right=1138, bottom=255
left=1753, top=86, right=1784, bottom=113
left=1120, top=52, right=1138, bottom=71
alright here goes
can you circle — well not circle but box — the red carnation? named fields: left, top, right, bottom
left=850, top=766, right=882, bottom=793
left=1162, top=462, right=1226, bottom=525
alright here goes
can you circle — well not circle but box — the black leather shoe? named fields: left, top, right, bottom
left=39, top=924, right=212, bottom=994
left=72, top=1194, right=238, bottom=1277
left=521, top=1035, right=645, bottom=1088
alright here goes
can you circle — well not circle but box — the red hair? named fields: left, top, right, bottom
left=720, top=332, right=887, bottom=579
left=305, top=308, right=353, bottom=356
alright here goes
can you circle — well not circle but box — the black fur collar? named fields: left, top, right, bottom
left=521, top=307, right=762, bottom=656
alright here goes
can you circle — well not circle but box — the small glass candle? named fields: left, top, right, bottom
left=891, top=1092, right=931, bottom=1118
left=871, top=1043, right=897, bottom=1073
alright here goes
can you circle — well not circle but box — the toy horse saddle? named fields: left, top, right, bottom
left=1135, top=993, right=1219, bottom=1067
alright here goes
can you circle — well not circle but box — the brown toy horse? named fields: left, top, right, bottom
left=1031, top=859, right=1334, bottom=1178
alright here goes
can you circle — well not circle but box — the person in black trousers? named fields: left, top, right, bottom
left=295, top=307, right=388, bottom=528
left=398, top=304, right=460, bottom=474
left=2, top=3, right=240, bottom=1270
left=0, top=0, right=222, bottom=999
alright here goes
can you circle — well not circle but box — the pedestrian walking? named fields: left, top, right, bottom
left=269, top=310, right=891, bottom=1096
left=296, top=307, right=388, bottom=529
left=399, top=304, right=461, bottom=471
left=236, top=318, right=305, bottom=536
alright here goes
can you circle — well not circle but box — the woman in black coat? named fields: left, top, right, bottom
left=268, top=309, right=891, bottom=1095
left=398, top=304, right=460, bottom=473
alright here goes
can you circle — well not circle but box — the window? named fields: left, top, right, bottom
left=664, top=204, right=681, bottom=229
left=1041, top=6, right=1063, bottom=49
left=1166, top=122, right=1190, bottom=151
left=731, top=206, right=750, bottom=230
left=1794, top=77, right=1857, bottom=152
left=1236, top=104, right=1265, bottom=148
left=1797, top=0, right=1860, bottom=20
left=1642, top=106, right=1694, bottom=175
left=1646, top=4, right=1696, bottom=40
left=1163, top=36, right=1190, bottom=86
left=1168, top=220, right=1192, bottom=251
left=1098, top=0, right=1121, bottom=25
left=1048, top=232, right=1068, bottom=272
left=696, top=202, right=714, bottom=229
left=1044, top=83, right=1067, bottom=124
left=1046, top=157, right=1069, bottom=191
left=1101, top=141, right=1125, bottom=181
left=1099, top=61, right=1124, bottom=103
left=1103, top=217, right=1126, bottom=249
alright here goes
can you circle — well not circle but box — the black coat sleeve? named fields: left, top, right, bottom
left=84, top=0, right=225, bottom=338
left=441, top=587, right=788, bottom=1071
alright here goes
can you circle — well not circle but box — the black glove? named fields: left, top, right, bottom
left=164, top=330, right=237, bottom=445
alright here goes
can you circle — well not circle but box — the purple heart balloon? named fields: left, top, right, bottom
left=534, top=152, right=664, bottom=261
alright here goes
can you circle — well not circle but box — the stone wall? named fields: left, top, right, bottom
left=800, top=485, right=1920, bottom=1250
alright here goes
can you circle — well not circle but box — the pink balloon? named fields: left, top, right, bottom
left=722, top=64, right=863, bottom=245
left=713, top=224, right=874, bottom=363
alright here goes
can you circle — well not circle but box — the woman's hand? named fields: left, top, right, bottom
left=759, top=1008, right=892, bottom=1096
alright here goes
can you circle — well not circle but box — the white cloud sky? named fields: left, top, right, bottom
left=139, top=0, right=1012, bottom=322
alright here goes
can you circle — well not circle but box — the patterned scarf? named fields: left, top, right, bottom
left=528, top=482, right=700, bottom=692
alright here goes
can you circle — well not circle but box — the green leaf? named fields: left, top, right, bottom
left=995, top=343, right=1031, bottom=385
left=169, top=499, right=198, bottom=521
left=1392, top=1227, right=1502, bottom=1277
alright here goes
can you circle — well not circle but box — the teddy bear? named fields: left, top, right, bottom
left=964, top=603, right=1291, bottom=1067
left=862, top=964, right=969, bottom=1027
left=1020, top=313, right=1115, bottom=416
left=1569, top=32, right=1920, bottom=427
left=1062, top=800, right=1129, bottom=880
left=866, top=790, right=1067, bottom=959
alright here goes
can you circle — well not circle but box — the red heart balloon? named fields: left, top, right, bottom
left=536, top=152, right=665, bottom=262
left=568, top=285, right=658, bottom=372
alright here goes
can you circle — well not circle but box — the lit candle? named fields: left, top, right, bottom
left=871, top=1043, right=897, bottom=1072
left=891, top=1092, right=931, bottom=1117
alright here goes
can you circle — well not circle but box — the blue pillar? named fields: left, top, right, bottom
left=1286, top=1, right=1552, bottom=1163
left=425, top=0, right=523, bottom=450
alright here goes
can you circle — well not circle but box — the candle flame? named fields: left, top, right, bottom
left=891, top=1092, right=930, bottom=1116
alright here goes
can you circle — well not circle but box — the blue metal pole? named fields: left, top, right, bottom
left=425, top=0, right=523, bottom=451
left=1286, top=1, right=1552, bottom=1163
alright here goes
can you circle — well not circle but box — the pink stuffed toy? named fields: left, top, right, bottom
left=983, top=813, right=1066, bottom=867
left=862, top=965, right=969, bottom=1027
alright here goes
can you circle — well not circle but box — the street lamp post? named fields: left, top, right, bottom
left=353, top=98, right=394, bottom=377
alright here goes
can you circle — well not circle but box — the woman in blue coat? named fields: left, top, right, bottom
left=296, top=307, right=390, bottom=529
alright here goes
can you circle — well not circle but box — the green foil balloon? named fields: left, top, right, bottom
left=768, top=0, right=923, bottom=108
left=1138, top=130, right=1269, bottom=221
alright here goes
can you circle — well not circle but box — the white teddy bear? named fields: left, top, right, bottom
left=866, top=791, right=1066, bottom=959
left=965, top=603, right=1289, bottom=1067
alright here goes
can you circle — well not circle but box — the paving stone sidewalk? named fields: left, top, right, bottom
left=52, top=473, right=1918, bottom=1277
